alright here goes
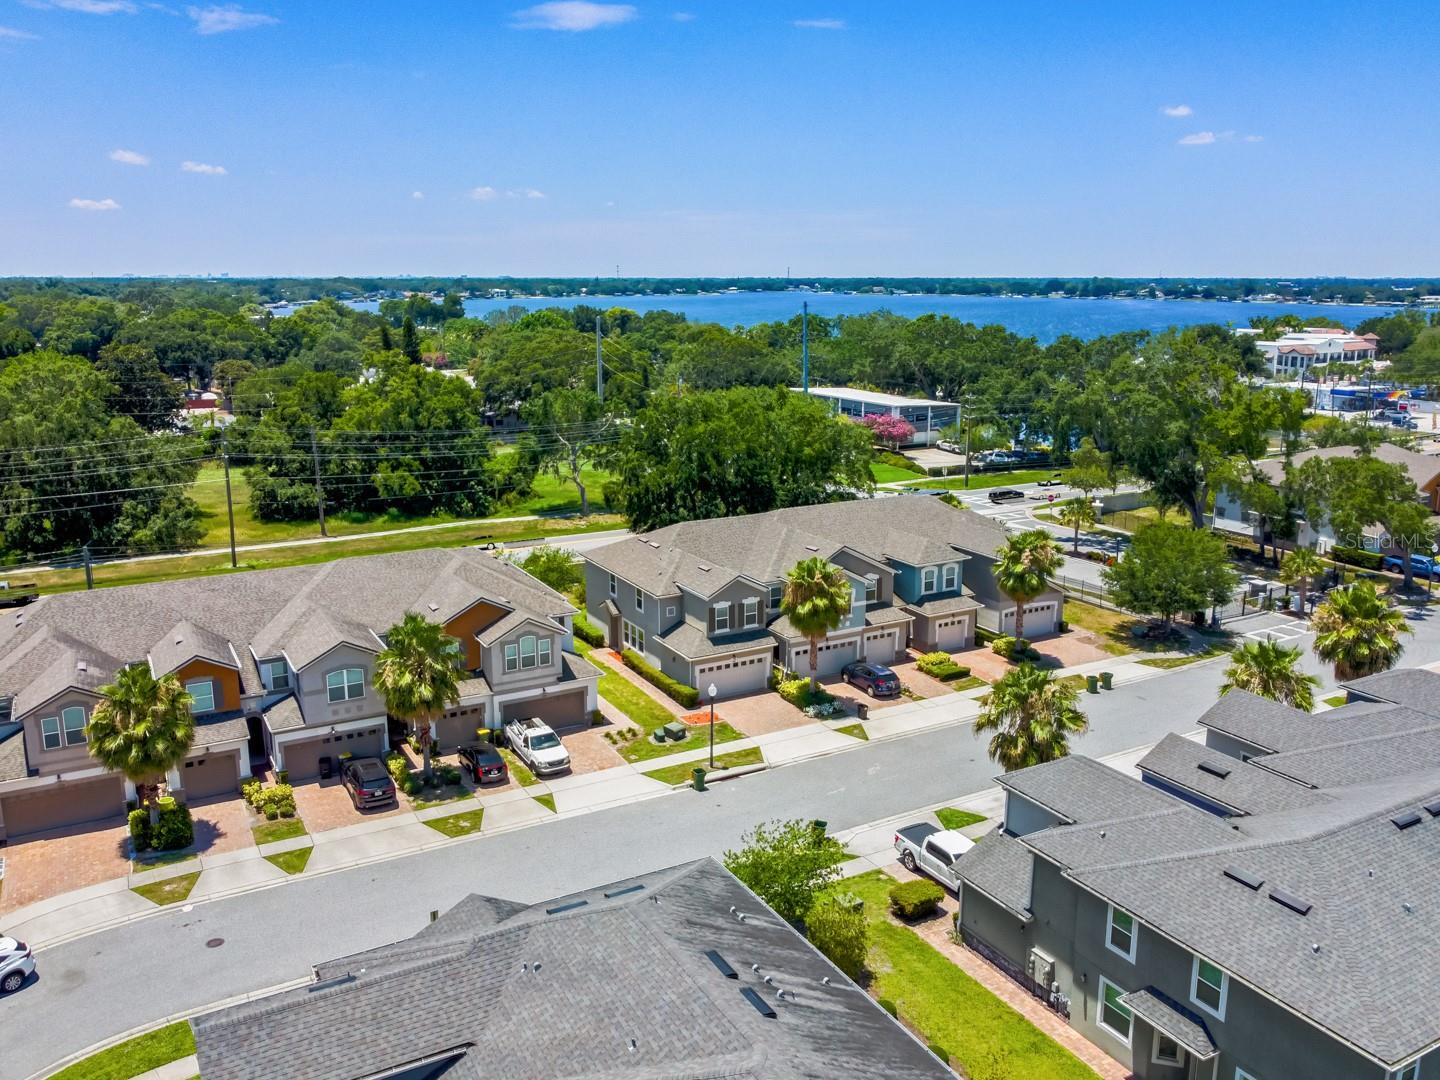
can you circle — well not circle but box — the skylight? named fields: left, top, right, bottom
left=1223, top=866, right=1264, bottom=891
left=1269, top=887, right=1313, bottom=916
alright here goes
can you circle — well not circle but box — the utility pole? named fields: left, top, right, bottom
left=962, top=403, right=972, bottom=489
left=82, top=545, right=93, bottom=590
left=801, top=301, right=810, bottom=393
left=310, top=427, right=328, bottom=538
left=596, top=316, right=604, bottom=405
left=220, top=427, right=238, bottom=569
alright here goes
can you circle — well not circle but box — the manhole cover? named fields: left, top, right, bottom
left=206, top=938, right=225, bottom=948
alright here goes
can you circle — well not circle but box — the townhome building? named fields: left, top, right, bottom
left=956, top=671, right=1440, bottom=1080
left=0, top=548, right=598, bottom=843
left=582, top=497, right=1060, bottom=698
left=1212, top=441, right=1440, bottom=552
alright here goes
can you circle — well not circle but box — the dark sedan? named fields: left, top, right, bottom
left=841, top=661, right=901, bottom=697
left=988, top=488, right=1026, bottom=503
left=458, top=742, right=509, bottom=785
left=342, top=757, right=397, bottom=810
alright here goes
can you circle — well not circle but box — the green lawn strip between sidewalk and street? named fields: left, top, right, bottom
left=252, top=818, right=307, bottom=846
left=831, top=871, right=1098, bottom=1080
left=532, top=793, right=556, bottom=813
left=130, top=871, right=201, bottom=907
left=264, top=847, right=313, bottom=875
left=836, top=722, right=869, bottom=741
left=643, top=747, right=764, bottom=785
left=423, top=807, right=485, bottom=837
left=934, top=808, right=987, bottom=831
left=619, top=721, right=745, bottom=763
left=48, top=1020, right=196, bottom=1080
left=1137, top=644, right=1229, bottom=669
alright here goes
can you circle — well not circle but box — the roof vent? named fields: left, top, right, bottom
left=76, top=660, right=87, bottom=673
left=628, top=1038, right=637, bottom=1052
left=1310, top=943, right=1322, bottom=955
left=308, top=972, right=356, bottom=992
left=427, top=603, right=439, bottom=612
left=1197, top=760, right=1232, bottom=779
left=1403, top=902, right=1415, bottom=914
left=1269, top=887, right=1314, bottom=916
left=705, top=950, right=738, bottom=979
left=545, top=899, right=589, bottom=915
left=740, top=987, right=777, bottom=1018
left=698, top=565, right=711, bottom=573
left=1391, top=810, right=1424, bottom=830
left=603, top=883, right=645, bottom=899
left=805, top=545, right=818, bottom=552
left=1424, top=798, right=1440, bottom=818
left=1223, top=866, right=1264, bottom=891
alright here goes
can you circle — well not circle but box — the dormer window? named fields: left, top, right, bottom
left=262, top=659, right=291, bottom=692
left=864, top=576, right=878, bottom=604
left=769, top=583, right=783, bottom=610
left=714, top=602, right=731, bottom=633
left=922, top=567, right=938, bottom=594
left=943, top=564, right=958, bottom=591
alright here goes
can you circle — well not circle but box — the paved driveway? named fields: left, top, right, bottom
left=189, top=795, right=259, bottom=857
left=0, top=817, right=130, bottom=915
left=290, top=778, right=406, bottom=833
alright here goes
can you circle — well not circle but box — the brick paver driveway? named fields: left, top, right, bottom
left=0, top=818, right=131, bottom=915
left=291, top=778, right=407, bottom=833
left=188, top=795, right=259, bottom=856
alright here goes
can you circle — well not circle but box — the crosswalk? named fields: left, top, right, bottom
left=943, top=490, right=1051, bottom=530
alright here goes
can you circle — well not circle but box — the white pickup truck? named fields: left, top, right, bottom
left=501, top=717, right=571, bottom=777
left=893, top=823, right=975, bottom=893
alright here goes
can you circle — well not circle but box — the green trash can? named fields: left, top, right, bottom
left=692, top=767, right=707, bottom=792
left=1099, top=671, right=1114, bottom=690
left=1086, top=674, right=1100, bottom=694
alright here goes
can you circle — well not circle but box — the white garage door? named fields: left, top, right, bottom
left=1001, top=602, right=1059, bottom=638
left=695, top=653, right=770, bottom=699
left=794, top=637, right=860, bottom=676
left=863, top=630, right=901, bottom=665
left=934, top=616, right=970, bottom=652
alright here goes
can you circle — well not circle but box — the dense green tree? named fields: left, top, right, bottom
left=400, top=315, right=422, bottom=363
left=782, top=558, right=856, bottom=691
left=86, top=666, right=196, bottom=823
left=974, top=663, right=1088, bottom=771
left=374, top=613, right=462, bottom=779
left=518, top=546, right=583, bottom=594
left=1220, top=640, right=1319, bottom=711
left=1311, top=581, right=1410, bottom=680
left=722, top=818, right=848, bottom=925
left=521, top=387, right=615, bottom=516
left=668, top=324, right=794, bottom=389
left=110, top=307, right=271, bottom=387
left=1102, top=523, right=1239, bottom=627
left=94, top=343, right=186, bottom=431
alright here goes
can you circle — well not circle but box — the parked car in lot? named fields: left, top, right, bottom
left=458, top=742, right=509, bottom=785
left=936, top=440, right=963, bottom=454
left=501, top=717, right=571, bottom=776
left=0, top=936, right=35, bottom=994
left=893, top=823, right=975, bottom=893
left=342, top=757, right=397, bottom=810
left=1035, top=475, right=1064, bottom=487
left=988, top=488, right=1026, bottom=503
left=1382, top=553, right=1439, bottom=577
left=841, top=661, right=900, bottom=697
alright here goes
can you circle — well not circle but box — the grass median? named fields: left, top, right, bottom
left=643, top=747, right=763, bottom=785
left=49, top=1021, right=196, bottom=1080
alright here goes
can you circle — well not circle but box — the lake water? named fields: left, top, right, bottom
left=278, top=293, right=1404, bottom=344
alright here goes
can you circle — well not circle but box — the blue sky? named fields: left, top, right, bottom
left=1, top=1, right=1436, bottom=277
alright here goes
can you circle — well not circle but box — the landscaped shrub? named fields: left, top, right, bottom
left=916, top=652, right=970, bottom=681
left=385, top=751, right=421, bottom=796
left=572, top=615, right=605, bottom=647
left=975, top=626, right=1000, bottom=645
left=805, top=896, right=869, bottom=982
left=777, top=676, right=834, bottom=710
left=876, top=450, right=923, bottom=474
left=128, top=808, right=148, bottom=849
left=253, top=783, right=296, bottom=819
left=129, top=801, right=196, bottom=852
left=439, top=765, right=462, bottom=786
left=621, top=649, right=700, bottom=708
left=878, top=998, right=898, bottom=1017
left=889, top=878, right=945, bottom=921
left=991, top=634, right=1018, bottom=659
left=1333, top=545, right=1384, bottom=571
left=240, top=777, right=262, bottom=807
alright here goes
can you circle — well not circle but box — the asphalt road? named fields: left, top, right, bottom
left=9, top=604, right=1440, bottom=1079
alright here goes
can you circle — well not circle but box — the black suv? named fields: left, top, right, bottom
left=458, top=743, right=509, bottom=785
left=988, top=488, right=1026, bottom=503
left=342, top=757, right=397, bottom=809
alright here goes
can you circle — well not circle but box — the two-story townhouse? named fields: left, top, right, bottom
left=1212, top=442, right=1440, bottom=553
left=956, top=674, right=1440, bottom=1080
left=0, top=548, right=599, bottom=843
left=583, top=497, right=1060, bottom=698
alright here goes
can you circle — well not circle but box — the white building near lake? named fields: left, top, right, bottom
left=794, top=386, right=959, bottom=446
left=1251, top=327, right=1380, bottom=376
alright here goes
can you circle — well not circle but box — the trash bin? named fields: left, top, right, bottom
left=318, top=756, right=333, bottom=780
left=1086, top=674, right=1100, bottom=694
left=1099, top=671, right=1113, bottom=691
left=856, top=702, right=870, bottom=721
left=691, top=767, right=707, bottom=792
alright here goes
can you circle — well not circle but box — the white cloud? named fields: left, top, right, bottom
left=671, top=11, right=695, bottom=20
left=469, top=186, right=499, bottom=201
left=511, top=2, right=636, bottom=30
left=1177, top=131, right=1216, bottom=146
left=793, top=17, right=845, bottom=29
left=411, top=190, right=425, bottom=200
left=69, top=197, right=120, bottom=211
left=109, top=148, right=150, bottom=166
left=186, top=4, right=276, bottom=34
left=181, top=160, right=227, bottom=174
left=0, top=24, right=39, bottom=37
left=510, top=188, right=546, bottom=199
left=26, top=0, right=137, bottom=13
left=1160, top=104, right=1192, bottom=118
left=1243, top=134, right=1264, bottom=143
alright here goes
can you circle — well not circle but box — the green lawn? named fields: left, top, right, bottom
left=836, top=722, right=869, bottom=741
left=498, top=747, right=539, bottom=786
left=1323, top=693, right=1348, bottom=708
left=424, top=807, right=485, bottom=837
left=1137, top=644, right=1229, bottom=669
left=131, top=871, right=200, bottom=907
left=871, top=462, right=925, bottom=484
left=619, top=720, right=745, bottom=763
left=130, top=850, right=196, bottom=872
left=643, top=746, right=764, bottom=785
left=832, top=871, right=1097, bottom=1080
left=408, top=784, right=472, bottom=810
left=252, top=818, right=307, bottom=846
left=1062, top=598, right=1183, bottom=658
left=948, top=675, right=987, bottom=692
left=264, top=847, right=312, bottom=875
left=49, top=1021, right=196, bottom=1080
left=934, top=808, right=987, bottom=831
left=575, top=639, right=676, bottom=735
left=532, top=793, right=556, bottom=813
left=900, top=468, right=1061, bottom=491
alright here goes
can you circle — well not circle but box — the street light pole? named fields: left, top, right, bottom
left=707, top=682, right=718, bottom=769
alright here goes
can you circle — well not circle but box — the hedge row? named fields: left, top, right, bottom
left=572, top=615, right=605, bottom=647
left=889, top=878, right=945, bottom=920
left=242, top=778, right=296, bottom=820
left=915, top=652, right=971, bottom=681
left=129, top=798, right=194, bottom=852
left=622, top=649, right=701, bottom=708
left=1332, top=545, right=1384, bottom=571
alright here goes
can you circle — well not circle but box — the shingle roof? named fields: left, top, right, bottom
left=192, top=710, right=253, bottom=746
left=998, top=753, right=1178, bottom=825
left=1136, top=733, right=1327, bottom=815
left=1251, top=442, right=1440, bottom=490
left=1118, top=988, right=1216, bottom=1059
left=657, top=621, right=775, bottom=660
left=1341, top=668, right=1440, bottom=713
left=148, top=619, right=237, bottom=677
left=585, top=498, right=1005, bottom=601
left=902, top=593, right=982, bottom=618
left=864, top=605, right=917, bottom=626
left=559, top=651, right=603, bottom=683
left=0, top=724, right=27, bottom=782
left=956, top=831, right=1033, bottom=920
left=191, top=859, right=953, bottom=1080
left=261, top=694, right=304, bottom=733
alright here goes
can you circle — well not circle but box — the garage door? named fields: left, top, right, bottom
left=1003, top=602, right=1058, bottom=638
left=283, top=726, right=387, bottom=780
left=695, top=653, right=770, bottom=699
left=934, top=615, right=971, bottom=652
left=182, top=752, right=241, bottom=799
left=795, top=637, right=860, bottom=677
left=1, top=776, right=126, bottom=839
left=501, top=689, right=589, bottom=732
left=862, top=630, right=901, bottom=665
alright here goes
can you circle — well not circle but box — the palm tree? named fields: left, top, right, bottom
left=994, top=529, right=1064, bottom=641
left=1278, top=547, right=1326, bottom=614
left=375, top=613, right=462, bottom=779
left=782, top=557, right=856, bottom=693
left=974, top=663, right=1088, bottom=771
left=1056, top=498, right=1096, bottom=554
left=1311, top=581, right=1411, bottom=681
left=1220, top=639, right=1320, bottom=711
left=85, top=665, right=196, bottom=824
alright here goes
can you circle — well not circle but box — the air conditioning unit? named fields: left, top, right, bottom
left=1027, top=948, right=1056, bottom=991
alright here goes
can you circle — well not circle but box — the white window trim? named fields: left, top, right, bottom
left=769, top=583, right=783, bottom=610
left=185, top=679, right=216, bottom=715
left=61, top=705, right=87, bottom=745
left=608, top=572, right=617, bottom=597
left=635, top=588, right=644, bottom=613
left=622, top=619, right=645, bottom=652
left=503, top=643, right=519, bottom=672
left=1096, top=976, right=1132, bottom=1047
left=1105, top=904, right=1138, bottom=963
left=326, top=667, right=364, bottom=703
left=262, top=659, right=291, bottom=691
left=538, top=638, right=552, bottom=666
left=1388, top=1065, right=1420, bottom=1080
left=864, top=577, right=878, bottom=603
left=742, top=597, right=759, bottom=628
left=40, top=715, right=62, bottom=750
left=713, top=602, right=731, bottom=633
left=1151, top=1031, right=1183, bottom=1067
left=921, top=566, right=938, bottom=594
left=1190, top=954, right=1228, bottom=1021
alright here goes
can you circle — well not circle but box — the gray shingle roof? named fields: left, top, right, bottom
left=1118, top=988, right=1217, bottom=1059
left=1136, top=733, right=1327, bottom=815
left=191, top=859, right=953, bottom=1080
left=864, top=605, right=916, bottom=626
left=1251, top=442, right=1440, bottom=491
left=192, top=710, right=253, bottom=746
left=657, top=621, right=775, bottom=660
left=147, top=619, right=237, bottom=676
left=1341, top=667, right=1440, bottom=713
left=586, top=498, right=1005, bottom=601
left=956, top=831, right=1033, bottom=919
left=998, top=753, right=1179, bottom=825
left=559, top=651, right=603, bottom=684
left=261, top=694, right=304, bottom=733
left=0, top=724, right=27, bottom=782
left=902, top=593, right=982, bottom=617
